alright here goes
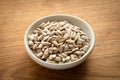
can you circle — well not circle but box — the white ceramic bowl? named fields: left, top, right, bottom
left=24, top=14, right=95, bottom=70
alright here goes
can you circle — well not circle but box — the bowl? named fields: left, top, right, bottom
left=24, top=14, right=95, bottom=70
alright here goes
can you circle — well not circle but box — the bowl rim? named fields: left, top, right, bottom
left=24, top=14, right=95, bottom=66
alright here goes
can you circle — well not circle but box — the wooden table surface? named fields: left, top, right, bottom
left=0, top=0, right=120, bottom=80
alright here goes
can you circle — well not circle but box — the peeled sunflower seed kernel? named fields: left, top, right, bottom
left=32, top=44, right=38, bottom=50
left=70, top=54, right=75, bottom=61
left=61, top=53, right=67, bottom=57
left=52, top=41, right=59, bottom=47
left=59, top=45, right=64, bottom=53
left=65, top=56, right=71, bottom=61
left=34, top=33, right=38, bottom=39
left=51, top=54, right=57, bottom=59
left=44, top=48, right=49, bottom=57
left=63, top=44, right=69, bottom=52
left=74, top=33, right=80, bottom=41
left=28, top=34, right=34, bottom=40
left=28, top=40, right=34, bottom=46
left=36, top=52, right=43, bottom=58
left=37, top=44, right=43, bottom=49
left=43, top=36, right=49, bottom=41
left=82, top=45, right=89, bottom=52
left=33, top=30, right=42, bottom=35
left=75, top=51, right=85, bottom=56
left=81, top=35, right=89, bottom=40
left=36, top=49, right=41, bottom=53
left=47, top=37, right=52, bottom=42
left=41, top=46, right=47, bottom=52
left=55, top=57, right=61, bottom=62
left=73, top=54, right=77, bottom=58
left=62, top=58, right=66, bottom=62
left=72, top=48, right=79, bottom=52
left=71, top=31, right=76, bottom=39
left=41, top=55, right=46, bottom=59
left=49, top=47, right=57, bottom=51
left=42, top=42, right=51, bottom=46
left=58, top=54, right=63, bottom=58
left=66, top=39, right=75, bottom=44
left=37, top=35, right=43, bottom=41
left=48, top=55, right=56, bottom=60
left=57, top=30, right=62, bottom=35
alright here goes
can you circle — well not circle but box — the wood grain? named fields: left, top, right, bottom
left=0, top=0, right=120, bottom=80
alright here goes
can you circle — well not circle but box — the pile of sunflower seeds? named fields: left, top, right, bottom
left=28, top=21, right=90, bottom=64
